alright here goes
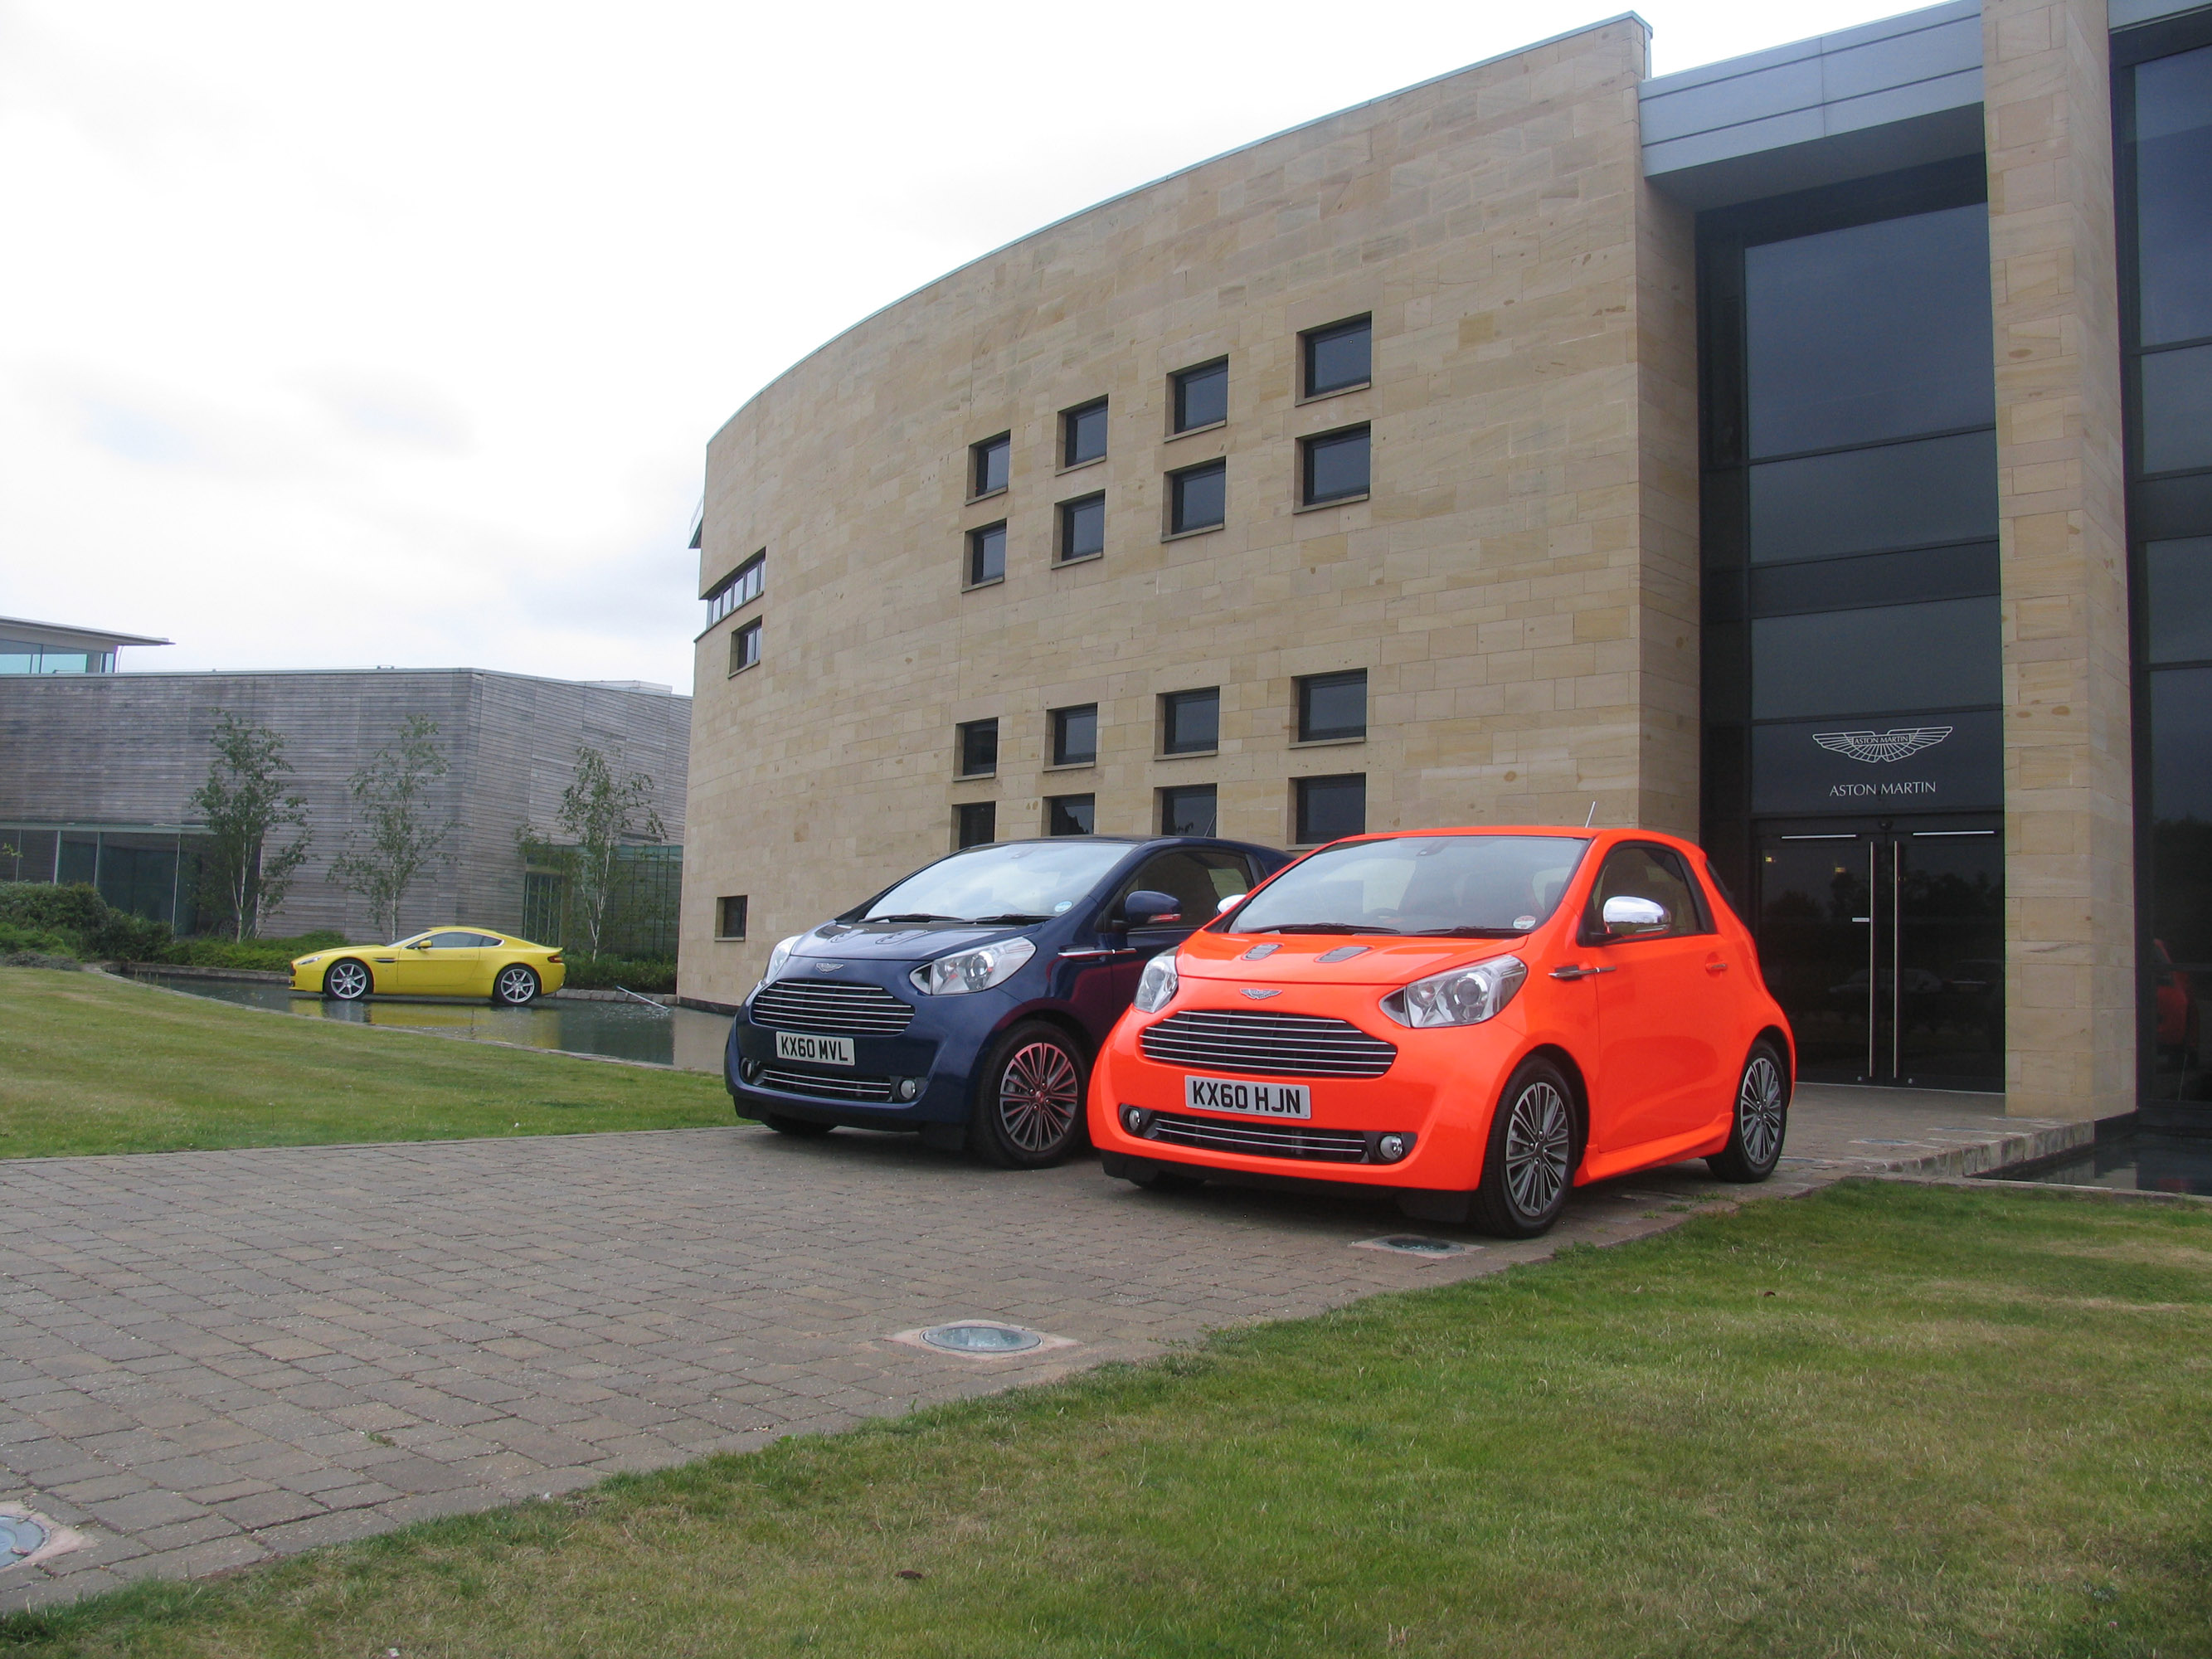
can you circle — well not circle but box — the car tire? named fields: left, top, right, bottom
left=1707, top=1039, right=1789, bottom=1183
left=761, top=1112, right=834, bottom=1139
left=492, top=964, right=540, bottom=1007
left=324, top=959, right=372, bottom=1002
left=1467, top=1055, right=1578, bottom=1238
left=969, top=1022, right=1088, bottom=1169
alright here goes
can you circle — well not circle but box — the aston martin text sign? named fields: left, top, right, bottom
left=1751, top=710, right=2000, bottom=815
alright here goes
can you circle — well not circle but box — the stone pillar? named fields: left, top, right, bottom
left=1983, top=0, right=2135, bottom=1120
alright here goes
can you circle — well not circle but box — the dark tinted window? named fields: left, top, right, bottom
left=1745, top=205, right=1995, bottom=455
left=1299, top=669, right=1367, bottom=742
left=1053, top=703, right=1097, bottom=766
left=732, top=620, right=761, bottom=673
left=955, top=801, right=996, bottom=849
left=1170, top=461, right=1226, bottom=533
left=1749, top=431, right=1998, bottom=562
left=2147, top=537, right=2212, bottom=664
left=2135, top=45, right=2212, bottom=346
left=1059, top=494, right=1105, bottom=562
left=1582, top=844, right=1708, bottom=939
left=2141, top=343, right=2212, bottom=474
left=971, top=434, right=1009, bottom=496
left=1173, top=359, right=1228, bottom=431
left=1159, top=784, right=1217, bottom=836
left=1750, top=596, right=2001, bottom=718
left=1748, top=542, right=1998, bottom=617
left=1296, top=773, right=1365, bottom=844
left=957, top=718, right=999, bottom=776
left=1162, top=688, right=1218, bottom=754
left=1304, top=317, right=1372, bottom=397
left=968, top=523, right=1006, bottom=586
left=1123, top=849, right=1250, bottom=919
left=1063, top=399, right=1108, bottom=465
left=1046, top=795, right=1095, bottom=836
left=717, top=896, right=747, bottom=939
left=1302, top=426, right=1370, bottom=504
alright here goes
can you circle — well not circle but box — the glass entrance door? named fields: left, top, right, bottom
left=1754, top=821, right=2004, bottom=1089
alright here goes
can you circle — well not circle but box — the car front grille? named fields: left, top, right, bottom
left=1139, top=1010, right=1397, bottom=1078
left=1143, top=1111, right=1371, bottom=1163
left=756, top=1065, right=897, bottom=1103
left=750, top=978, right=915, bottom=1035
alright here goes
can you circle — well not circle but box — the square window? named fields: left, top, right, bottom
left=1046, top=794, right=1095, bottom=836
left=971, top=433, right=1010, bottom=498
left=1159, top=784, right=1218, bottom=837
left=957, top=718, right=999, bottom=777
left=716, top=895, right=748, bottom=940
left=1161, top=687, right=1219, bottom=755
left=1303, top=315, right=1371, bottom=397
left=1298, top=669, right=1367, bottom=742
left=1301, top=425, right=1369, bottom=505
left=955, top=800, right=997, bottom=849
left=1295, top=774, right=1365, bottom=844
left=968, top=522, right=1007, bottom=586
left=1169, top=460, right=1227, bottom=535
left=1052, top=703, right=1098, bottom=766
left=730, top=619, right=761, bottom=674
left=1172, top=358, right=1228, bottom=432
left=1063, top=399, right=1108, bottom=466
left=1058, top=494, right=1106, bottom=562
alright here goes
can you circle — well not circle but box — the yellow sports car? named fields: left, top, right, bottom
left=290, top=929, right=566, bottom=1005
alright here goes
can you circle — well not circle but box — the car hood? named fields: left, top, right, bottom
left=786, top=919, right=1034, bottom=964
left=1175, top=930, right=1536, bottom=987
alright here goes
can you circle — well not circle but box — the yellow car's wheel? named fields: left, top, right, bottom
left=325, top=959, right=372, bottom=1001
left=492, top=964, right=540, bottom=1007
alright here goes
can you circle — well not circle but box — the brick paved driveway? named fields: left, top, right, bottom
left=0, top=1123, right=1811, bottom=1609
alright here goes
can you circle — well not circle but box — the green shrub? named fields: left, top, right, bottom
left=0, top=882, right=107, bottom=935
left=558, top=954, right=677, bottom=993
left=156, top=932, right=346, bottom=972
left=0, top=921, right=79, bottom=958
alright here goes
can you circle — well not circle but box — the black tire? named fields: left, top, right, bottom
left=969, top=1022, right=1088, bottom=1169
left=761, top=1112, right=834, bottom=1138
left=324, top=958, right=372, bottom=1002
left=1708, top=1039, right=1790, bottom=1183
left=1468, top=1055, right=1578, bottom=1238
left=491, top=964, right=541, bottom=1007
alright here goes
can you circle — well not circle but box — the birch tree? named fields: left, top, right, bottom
left=189, top=713, right=312, bottom=941
left=554, top=745, right=664, bottom=958
left=328, top=714, right=455, bottom=941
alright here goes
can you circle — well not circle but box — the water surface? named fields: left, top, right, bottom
left=1991, top=1131, right=2212, bottom=1197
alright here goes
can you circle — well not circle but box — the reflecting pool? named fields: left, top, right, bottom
left=136, top=974, right=732, bottom=1073
left=1991, top=1131, right=2212, bottom=1197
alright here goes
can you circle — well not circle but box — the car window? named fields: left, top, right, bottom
left=424, top=930, right=483, bottom=949
left=1582, top=844, right=1709, bottom=939
left=861, top=839, right=1132, bottom=922
left=1120, top=850, right=1253, bottom=922
left=1228, top=835, right=1589, bottom=935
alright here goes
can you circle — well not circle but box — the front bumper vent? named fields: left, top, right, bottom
left=751, top=979, right=916, bottom=1035
left=1139, top=1009, right=1397, bottom=1078
left=1144, top=1110, right=1371, bottom=1163
left=756, top=1065, right=897, bottom=1103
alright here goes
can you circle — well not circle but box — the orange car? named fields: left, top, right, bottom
left=1089, top=826, right=1794, bottom=1237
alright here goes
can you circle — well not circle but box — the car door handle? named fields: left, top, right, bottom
left=1549, top=964, right=1616, bottom=980
left=1059, top=947, right=1134, bottom=960
left=1704, top=959, right=1729, bottom=975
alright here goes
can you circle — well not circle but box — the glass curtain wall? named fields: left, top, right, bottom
left=2119, top=20, right=2212, bottom=1104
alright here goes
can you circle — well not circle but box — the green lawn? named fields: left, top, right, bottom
left=0, top=966, right=733, bottom=1156
left=6, top=1181, right=2207, bottom=1657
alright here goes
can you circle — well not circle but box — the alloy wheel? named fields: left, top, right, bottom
left=328, top=961, right=369, bottom=1000
left=997, top=1041, right=1081, bottom=1154
left=496, top=966, right=537, bottom=1005
left=1738, top=1055, right=1786, bottom=1166
left=1503, top=1080, right=1572, bottom=1218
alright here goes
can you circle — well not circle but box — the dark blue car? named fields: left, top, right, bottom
left=725, top=835, right=1289, bottom=1166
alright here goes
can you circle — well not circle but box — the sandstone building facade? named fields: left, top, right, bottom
left=685, top=0, right=2212, bottom=1123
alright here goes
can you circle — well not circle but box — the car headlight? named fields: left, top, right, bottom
left=758, top=934, right=805, bottom=990
left=1379, top=954, right=1528, bottom=1028
left=910, top=936, right=1035, bottom=996
left=1133, top=951, right=1179, bottom=1014
left=294, top=956, right=319, bottom=968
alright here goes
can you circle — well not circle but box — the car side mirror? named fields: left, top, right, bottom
left=406, top=941, right=430, bottom=951
left=1216, top=893, right=1244, bottom=916
left=1122, top=890, right=1184, bottom=928
left=1600, top=895, right=1669, bottom=939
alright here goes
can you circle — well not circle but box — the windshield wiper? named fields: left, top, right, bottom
left=962, top=912, right=1051, bottom=925
left=869, top=912, right=960, bottom=923
left=1413, top=926, right=1529, bottom=937
left=1259, top=922, right=1404, bottom=935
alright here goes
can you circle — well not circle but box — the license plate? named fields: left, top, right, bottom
left=1184, top=1075, right=1311, bottom=1118
left=775, top=1031, right=855, bottom=1067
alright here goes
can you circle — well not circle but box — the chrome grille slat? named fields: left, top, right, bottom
left=1145, top=1111, right=1369, bottom=1162
left=1140, top=1010, right=1396, bottom=1078
left=756, top=1065, right=896, bottom=1102
left=750, top=979, right=915, bottom=1034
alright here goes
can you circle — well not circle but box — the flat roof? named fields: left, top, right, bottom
left=0, top=615, right=171, bottom=651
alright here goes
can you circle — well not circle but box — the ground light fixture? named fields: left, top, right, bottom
left=920, top=1322, right=1043, bottom=1355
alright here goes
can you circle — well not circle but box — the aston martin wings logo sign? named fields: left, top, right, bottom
left=1811, top=726, right=1954, bottom=765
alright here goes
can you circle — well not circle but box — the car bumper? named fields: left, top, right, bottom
left=727, top=997, right=982, bottom=1128
left=1087, top=1001, right=1528, bottom=1193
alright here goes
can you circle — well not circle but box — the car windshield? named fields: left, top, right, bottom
left=859, top=841, right=1133, bottom=924
left=1228, top=834, right=1590, bottom=936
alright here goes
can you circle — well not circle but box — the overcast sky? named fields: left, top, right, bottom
left=2, top=0, right=1916, bottom=693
